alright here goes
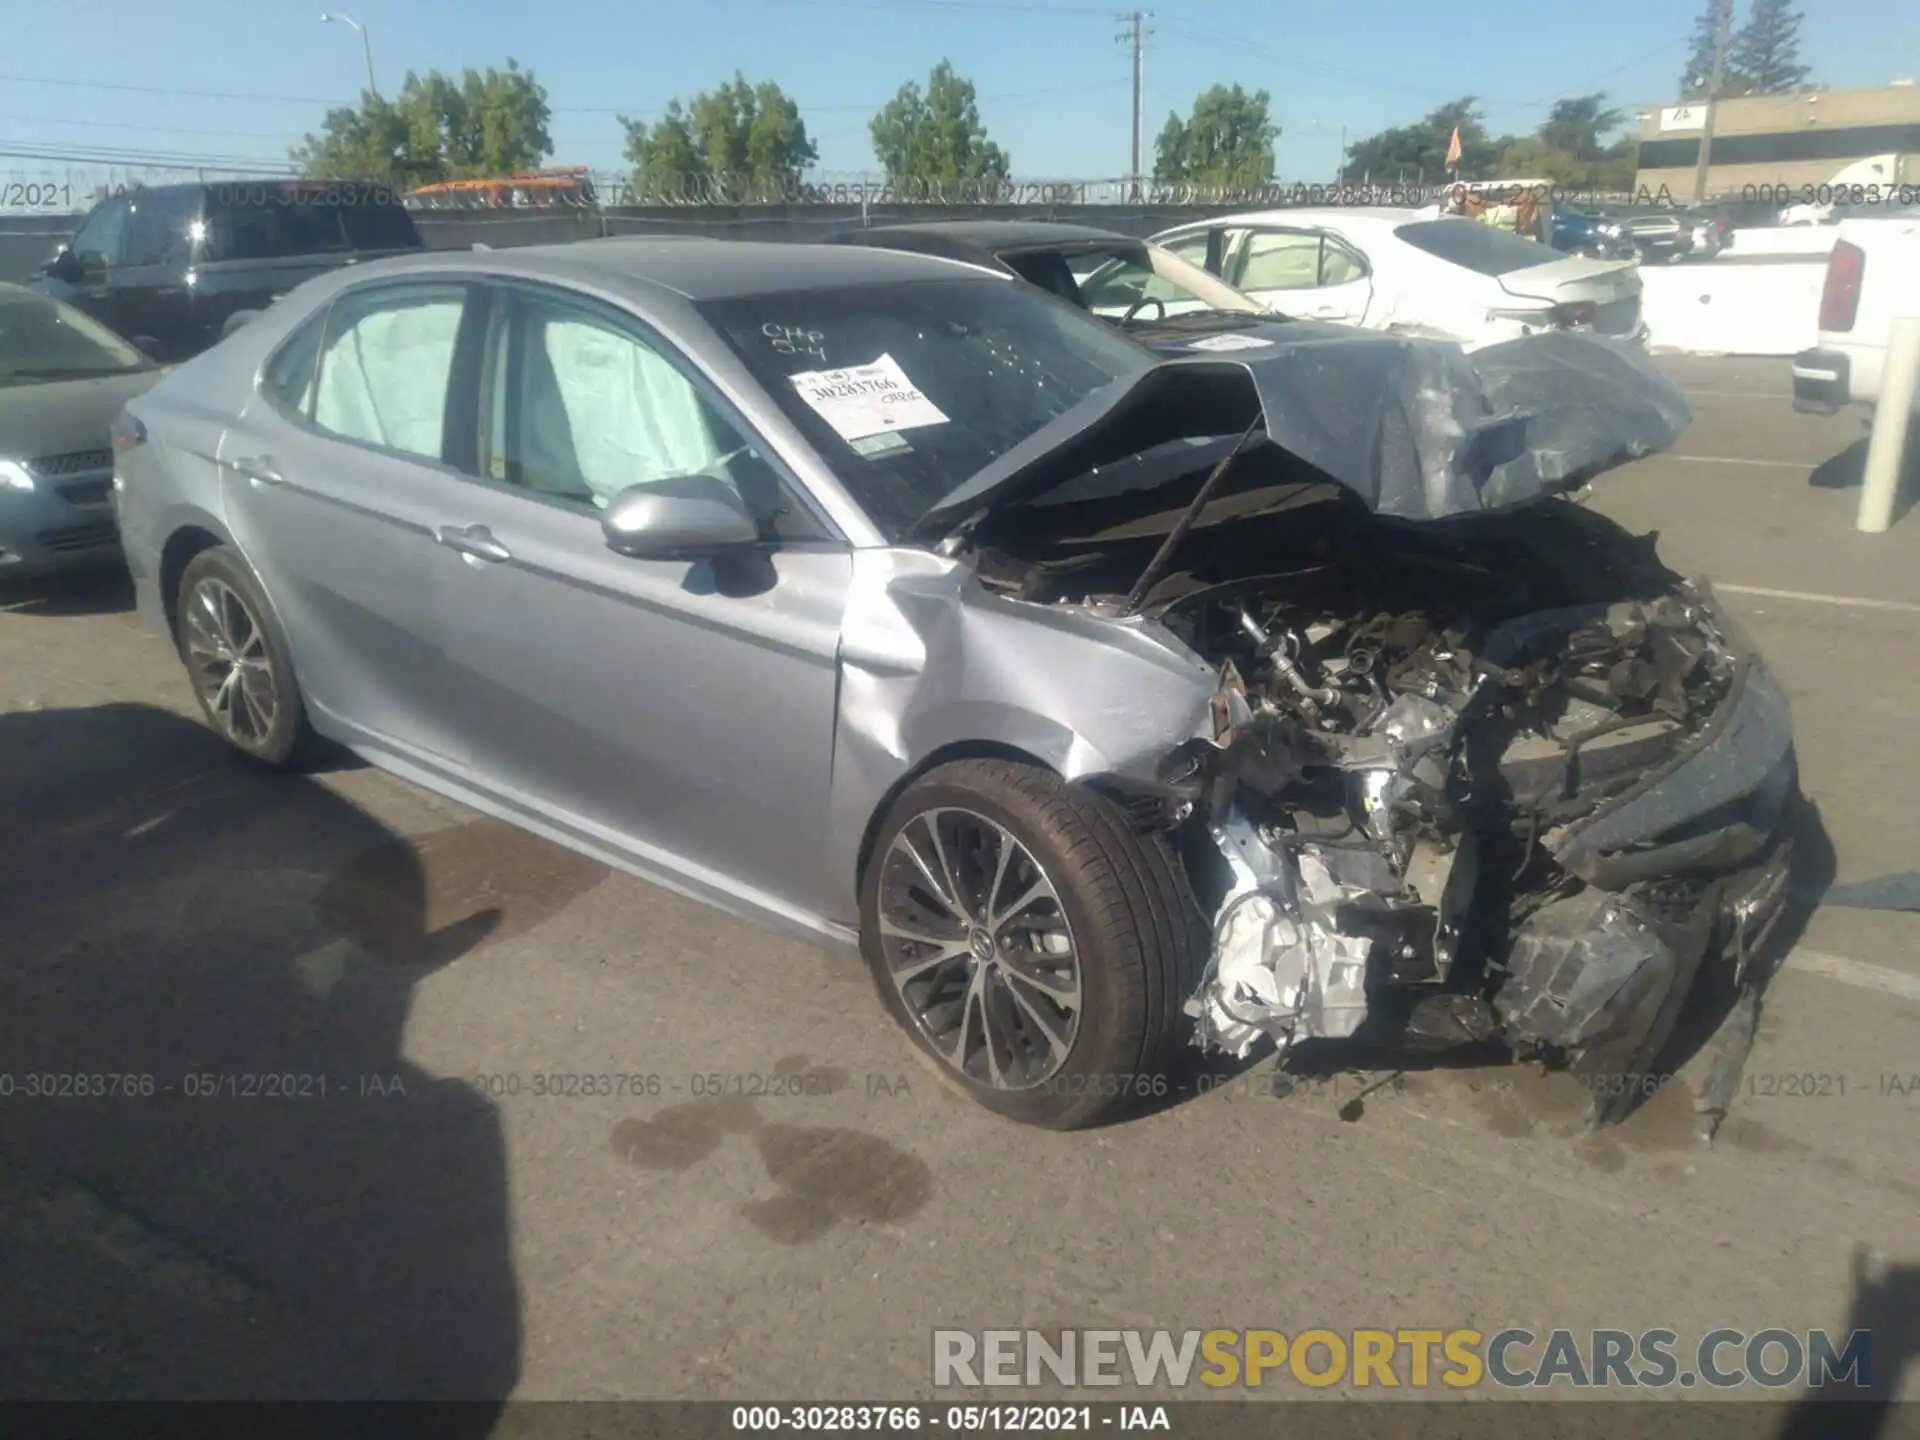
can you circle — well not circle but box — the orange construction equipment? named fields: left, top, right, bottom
left=403, top=167, right=597, bottom=208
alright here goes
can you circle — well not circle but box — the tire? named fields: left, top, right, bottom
left=173, top=546, right=317, bottom=769
left=859, top=758, right=1207, bottom=1130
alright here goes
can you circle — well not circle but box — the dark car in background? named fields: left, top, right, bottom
left=28, top=179, right=424, bottom=362
left=0, top=282, right=164, bottom=579
left=1622, top=205, right=1736, bottom=264
left=1548, top=205, right=1636, bottom=261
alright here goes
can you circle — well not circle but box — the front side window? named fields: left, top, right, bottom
left=1064, top=246, right=1217, bottom=319
left=69, top=196, right=130, bottom=271
left=698, top=276, right=1156, bottom=540
left=481, top=289, right=824, bottom=541
left=1157, top=231, right=1213, bottom=270
left=121, top=189, right=199, bottom=268
left=312, top=285, right=468, bottom=461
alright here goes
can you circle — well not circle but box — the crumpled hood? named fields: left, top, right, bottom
left=910, top=328, right=1691, bottom=542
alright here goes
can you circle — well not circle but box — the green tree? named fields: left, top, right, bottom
left=1729, top=0, right=1811, bottom=93
left=1345, top=97, right=1505, bottom=182
left=620, top=74, right=818, bottom=200
left=1539, top=94, right=1626, bottom=161
left=868, top=61, right=1010, bottom=188
left=1151, top=85, right=1278, bottom=187
left=293, top=61, right=552, bottom=186
left=1679, top=0, right=1752, bottom=99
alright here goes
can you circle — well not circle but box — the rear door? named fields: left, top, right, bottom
left=427, top=280, right=854, bottom=921
left=219, top=279, right=481, bottom=768
left=1226, top=226, right=1373, bottom=323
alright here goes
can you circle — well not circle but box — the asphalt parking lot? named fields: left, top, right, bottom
left=1, top=356, right=1917, bottom=1411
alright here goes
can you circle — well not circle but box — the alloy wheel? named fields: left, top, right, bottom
left=875, top=807, right=1082, bottom=1090
left=182, top=576, right=278, bottom=747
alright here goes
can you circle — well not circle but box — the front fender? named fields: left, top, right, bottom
left=819, top=548, right=1217, bottom=926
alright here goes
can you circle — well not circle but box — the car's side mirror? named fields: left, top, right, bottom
left=600, top=474, right=758, bottom=558
left=43, top=246, right=82, bottom=282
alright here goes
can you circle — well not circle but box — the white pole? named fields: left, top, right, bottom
left=1857, top=316, right=1920, bottom=534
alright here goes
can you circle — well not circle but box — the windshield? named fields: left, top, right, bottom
left=698, top=277, right=1156, bottom=540
left=0, top=290, right=150, bottom=384
left=1394, top=218, right=1561, bottom=276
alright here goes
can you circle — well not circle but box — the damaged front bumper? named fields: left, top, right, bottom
left=1179, top=577, right=1797, bottom=1128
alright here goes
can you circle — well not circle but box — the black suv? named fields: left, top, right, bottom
left=29, top=179, right=424, bottom=361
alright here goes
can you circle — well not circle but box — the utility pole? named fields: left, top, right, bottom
left=1116, top=10, right=1150, bottom=199
left=1691, top=0, right=1732, bottom=205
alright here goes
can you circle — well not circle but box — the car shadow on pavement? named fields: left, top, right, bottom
left=1775, top=1248, right=1920, bottom=1438
left=0, top=564, right=136, bottom=617
left=1809, top=436, right=1920, bottom=529
left=0, top=701, right=519, bottom=1412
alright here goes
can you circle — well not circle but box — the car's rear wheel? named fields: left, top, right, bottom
left=174, top=547, right=315, bottom=769
left=860, top=758, right=1206, bottom=1130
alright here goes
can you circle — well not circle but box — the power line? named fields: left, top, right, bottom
left=0, top=142, right=301, bottom=172
left=0, top=113, right=289, bottom=141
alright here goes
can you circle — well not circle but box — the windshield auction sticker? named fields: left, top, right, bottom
left=787, top=353, right=950, bottom=443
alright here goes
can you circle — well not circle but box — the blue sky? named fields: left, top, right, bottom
left=0, top=0, right=1905, bottom=188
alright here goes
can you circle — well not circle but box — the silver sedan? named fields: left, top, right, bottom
left=115, top=238, right=1797, bottom=1133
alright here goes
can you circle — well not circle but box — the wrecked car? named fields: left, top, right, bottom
left=114, top=238, right=1789, bottom=1135
left=829, top=219, right=1349, bottom=353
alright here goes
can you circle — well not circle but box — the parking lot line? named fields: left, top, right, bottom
left=1717, top=583, right=1920, bottom=614
left=1668, top=454, right=1818, bottom=469
left=1787, top=947, right=1920, bottom=1001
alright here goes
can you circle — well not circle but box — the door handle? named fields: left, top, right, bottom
left=435, top=524, right=512, bottom=564
left=230, top=454, right=284, bottom=486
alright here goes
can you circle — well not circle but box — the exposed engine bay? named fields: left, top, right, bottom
left=965, top=479, right=1797, bottom=1136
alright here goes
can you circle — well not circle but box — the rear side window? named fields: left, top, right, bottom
left=1393, top=218, right=1558, bottom=276
left=312, top=284, right=469, bottom=461
left=1234, top=231, right=1323, bottom=290
left=200, top=184, right=421, bottom=262
left=262, top=309, right=327, bottom=419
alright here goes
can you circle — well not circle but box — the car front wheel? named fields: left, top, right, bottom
left=860, top=758, right=1206, bottom=1130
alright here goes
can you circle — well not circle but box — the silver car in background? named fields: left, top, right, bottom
left=1, top=283, right=163, bottom=579
left=115, top=238, right=1796, bottom=1134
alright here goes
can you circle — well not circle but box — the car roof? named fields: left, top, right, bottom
left=408, top=235, right=1011, bottom=301
left=855, top=219, right=1139, bottom=250
left=1163, top=207, right=1429, bottom=232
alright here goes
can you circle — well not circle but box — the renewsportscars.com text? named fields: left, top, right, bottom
left=932, top=1328, right=1874, bottom=1391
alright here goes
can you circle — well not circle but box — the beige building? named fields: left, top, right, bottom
left=1634, top=82, right=1920, bottom=201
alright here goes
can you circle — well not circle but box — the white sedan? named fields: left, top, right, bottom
left=1149, top=207, right=1647, bottom=350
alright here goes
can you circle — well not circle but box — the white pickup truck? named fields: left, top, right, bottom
left=1793, top=210, right=1920, bottom=412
